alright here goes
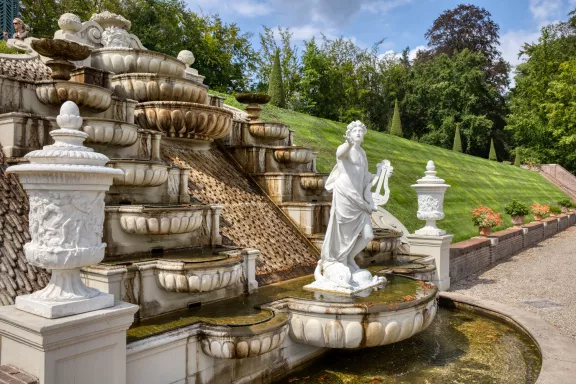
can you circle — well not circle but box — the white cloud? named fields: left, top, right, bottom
left=500, top=30, right=540, bottom=67
left=361, top=0, right=413, bottom=14
left=186, top=0, right=273, bottom=18
left=230, top=1, right=274, bottom=17
left=529, top=0, right=564, bottom=24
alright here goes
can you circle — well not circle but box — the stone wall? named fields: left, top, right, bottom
left=450, top=213, right=575, bottom=283
left=449, top=238, right=491, bottom=281
left=539, top=164, right=576, bottom=200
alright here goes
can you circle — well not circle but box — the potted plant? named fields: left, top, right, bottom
left=504, top=199, right=530, bottom=226
left=472, top=205, right=503, bottom=236
left=558, top=199, right=573, bottom=213
left=549, top=205, right=562, bottom=216
left=530, top=203, right=550, bottom=220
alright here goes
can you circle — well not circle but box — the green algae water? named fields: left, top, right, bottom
left=276, top=307, right=541, bottom=384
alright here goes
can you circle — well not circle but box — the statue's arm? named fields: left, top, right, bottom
left=336, top=137, right=353, bottom=159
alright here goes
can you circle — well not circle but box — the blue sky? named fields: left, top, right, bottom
left=185, top=0, right=576, bottom=67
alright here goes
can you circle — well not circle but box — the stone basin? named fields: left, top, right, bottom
left=156, top=256, right=243, bottom=293
left=299, top=173, right=328, bottom=192
left=81, top=117, right=139, bottom=147
left=109, top=73, right=208, bottom=104
left=134, top=101, right=233, bottom=141
left=91, top=48, right=185, bottom=77
left=273, top=146, right=315, bottom=164
left=117, top=205, right=207, bottom=235
left=248, top=122, right=290, bottom=140
left=35, top=80, right=112, bottom=111
left=365, top=228, right=403, bottom=253
left=107, top=159, right=169, bottom=187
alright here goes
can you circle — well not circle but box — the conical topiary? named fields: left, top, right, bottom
left=390, top=99, right=403, bottom=137
left=514, top=148, right=521, bottom=166
left=489, top=138, right=497, bottom=161
left=453, top=123, right=463, bottom=152
left=268, top=49, right=286, bottom=108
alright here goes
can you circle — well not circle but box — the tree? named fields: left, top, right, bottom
left=390, top=99, right=403, bottom=137
left=257, top=26, right=299, bottom=106
left=453, top=123, right=463, bottom=152
left=507, top=18, right=576, bottom=172
left=268, top=49, right=286, bottom=107
left=514, top=148, right=521, bottom=166
left=424, top=4, right=509, bottom=90
left=489, top=138, right=497, bottom=160
left=404, top=49, right=498, bottom=155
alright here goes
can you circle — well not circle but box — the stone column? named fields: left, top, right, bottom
left=407, top=234, right=453, bottom=291
left=179, top=167, right=191, bottom=203
left=210, top=204, right=223, bottom=245
left=0, top=101, right=138, bottom=384
left=150, top=131, right=163, bottom=162
left=242, top=248, right=259, bottom=293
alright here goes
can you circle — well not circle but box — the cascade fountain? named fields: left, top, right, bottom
left=0, top=10, right=562, bottom=384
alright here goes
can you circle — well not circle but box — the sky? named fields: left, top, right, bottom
left=184, top=0, right=576, bottom=69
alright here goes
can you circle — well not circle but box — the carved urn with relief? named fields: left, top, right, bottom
left=412, top=160, right=450, bottom=236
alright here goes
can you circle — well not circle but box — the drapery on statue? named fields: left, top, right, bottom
left=3, top=18, right=29, bottom=41
left=305, top=121, right=386, bottom=295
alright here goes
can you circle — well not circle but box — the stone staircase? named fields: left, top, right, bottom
left=536, top=164, right=576, bottom=201
left=220, top=110, right=331, bottom=248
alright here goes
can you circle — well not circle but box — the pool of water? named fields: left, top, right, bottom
left=276, top=306, right=542, bottom=384
left=127, top=273, right=435, bottom=342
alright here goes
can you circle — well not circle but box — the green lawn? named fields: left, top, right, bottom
left=216, top=92, right=570, bottom=242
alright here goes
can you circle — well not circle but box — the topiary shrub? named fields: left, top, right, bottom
left=452, top=123, right=463, bottom=152
left=488, top=138, right=497, bottom=161
left=268, top=49, right=286, bottom=108
left=390, top=99, right=403, bottom=137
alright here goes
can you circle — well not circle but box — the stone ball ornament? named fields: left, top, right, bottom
left=178, top=50, right=195, bottom=66
left=6, top=101, right=122, bottom=319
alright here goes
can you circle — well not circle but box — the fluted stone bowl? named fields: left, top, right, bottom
left=31, top=38, right=91, bottom=61
left=248, top=122, right=290, bottom=140
left=81, top=118, right=139, bottom=147
left=91, top=48, right=185, bottom=76
left=235, top=93, right=271, bottom=105
left=273, top=147, right=315, bottom=164
left=110, top=73, right=208, bottom=104
left=134, top=101, right=233, bottom=141
left=35, top=80, right=112, bottom=111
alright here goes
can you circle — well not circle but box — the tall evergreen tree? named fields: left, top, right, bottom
left=390, top=99, right=403, bottom=137
left=489, top=138, right=497, bottom=161
left=452, top=123, right=463, bottom=152
left=268, top=49, right=286, bottom=107
left=514, top=148, right=521, bottom=166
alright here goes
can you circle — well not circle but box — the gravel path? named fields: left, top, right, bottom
left=451, top=226, right=576, bottom=340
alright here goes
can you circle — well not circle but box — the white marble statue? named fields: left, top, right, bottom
left=305, top=121, right=386, bottom=295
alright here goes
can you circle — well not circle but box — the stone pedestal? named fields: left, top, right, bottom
left=0, top=301, right=138, bottom=384
left=407, top=234, right=453, bottom=291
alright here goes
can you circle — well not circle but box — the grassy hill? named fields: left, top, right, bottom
left=218, top=92, right=570, bottom=242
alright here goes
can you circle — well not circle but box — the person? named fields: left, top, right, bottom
left=3, top=18, right=29, bottom=41
left=317, top=120, right=376, bottom=288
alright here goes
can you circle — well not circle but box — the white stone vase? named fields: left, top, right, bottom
left=412, top=161, right=450, bottom=236
left=6, top=101, right=123, bottom=318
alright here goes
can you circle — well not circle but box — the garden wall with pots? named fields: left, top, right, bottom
left=450, top=213, right=575, bottom=283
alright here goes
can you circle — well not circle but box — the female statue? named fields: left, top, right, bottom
left=309, top=121, right=384, bottom=292
left=3, top=18, right=29, bottom=41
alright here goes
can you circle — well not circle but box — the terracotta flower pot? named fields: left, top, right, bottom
left=511, top=215, right=525, bottom=226
left=534, top=214, right=543, bottom=221
left=478, top=226, right=492, bottom=237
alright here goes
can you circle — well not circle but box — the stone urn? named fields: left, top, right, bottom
left=6, top=101, right=122, bottom=318
left=511, top=215, right=525, bottom=226
left=31, top=38, right=91, bottom=80
left=478, top=226, right=492, bottom=237
left=412, top=160, right=450, bottom=236
left=235, top=93, right=271, bottom=121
